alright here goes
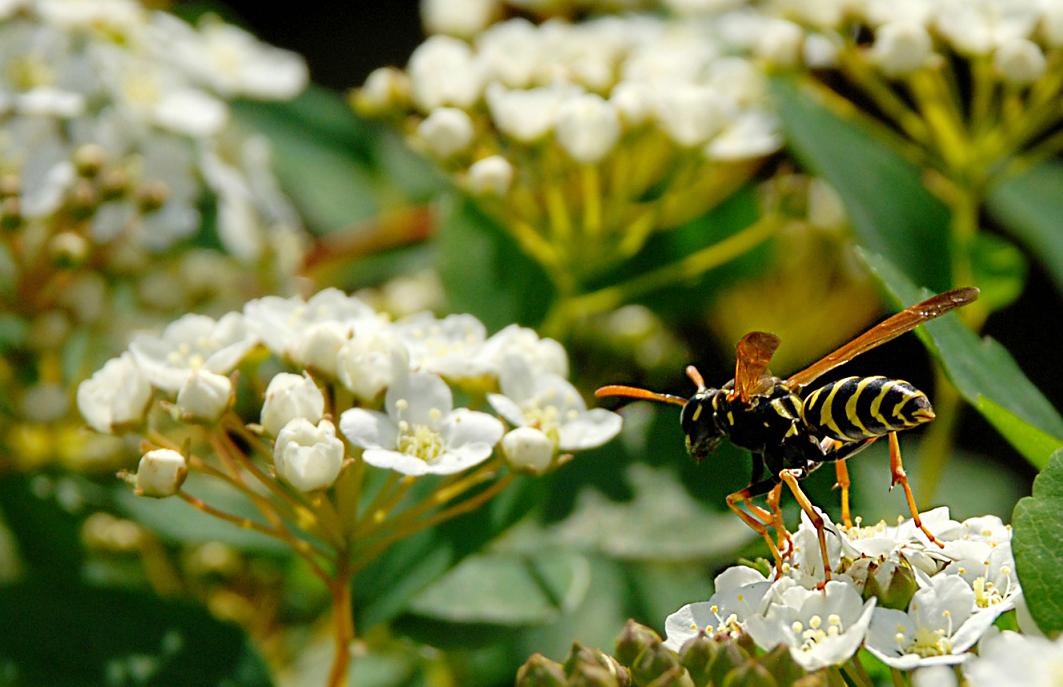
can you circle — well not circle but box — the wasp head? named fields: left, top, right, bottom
left=680, top=391, right=723, bottom=462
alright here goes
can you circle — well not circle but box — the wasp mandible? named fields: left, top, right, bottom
left=596, top=287, right=979, bottom=582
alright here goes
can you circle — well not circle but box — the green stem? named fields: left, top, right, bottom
left=844, top=655, right=875, bottom=687
left=325, top=564, right=354, bottom=687
left=890, top=667, right=910, bottom=687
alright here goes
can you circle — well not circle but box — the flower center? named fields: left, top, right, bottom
left=792, top=614, right=844, bottom=652
left=397, top=421, right=444, bottom=463
left=688, top=604, right=743, bottom=641
left=897, top=609, right=955, bottom=658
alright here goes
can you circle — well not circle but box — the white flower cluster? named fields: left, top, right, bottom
left=768, top=0, right=1062, bottom=84
left=0, top=0, right=307, bottom=259
left=361, top=10, right=782, bottom=187
left=664, top=507, right=1021, bottom=672
left=78, top=288, right=622, bottom=494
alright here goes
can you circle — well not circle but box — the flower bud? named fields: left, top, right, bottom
left=616, top=619, right=662, bottom=667
left=73, top=144, right=106, bottom=177
left=355, top=67, right=410, bottom=116
left=708, top=641, right=750, bottom=687
left=678, top=634, right=718, bottom=685
left=337, top=332, right=408, bottom=401
left=568, top=664, right=622, bottom=687
left=720, top=661, right=773, bottom=687
left=408, top=35, right=483, bottom=111
left=757, top=644, right=804, bottom=686
left=260, top=372, right=324, bottom=436
left=563, top=642, right=628, bottom=685
left=515, top=654, right=566, bottom=687
left=994, top=38, right=1046, bottom=86
left=77, top=353, right=152, bottom=434
left=421, top=0, right=496, bottom=39
left=291, top=321, right=352, bottom=376
left=555, top=93, right=621, bottom=164
left=467, top=155, right=514, bottom=196
left=755, top=19, right=804, bottom=67
left=630, top=642, right=683, bottom=686
left=49, top=231, right=89, bottom=267
left=502, top=427, right=555, bottom=474
left=863, top=559, right=918, bottom=611
left=417, top=107, right=475, bottom=159
left=273, top=418, right=344, bottom=492
left=870, top=22, right=933, bottom=77
left=176, top=369, right=232, bottom=423
left=135, top=448, right=188, bottom=498
left=654, top=85, right=727, bottom=147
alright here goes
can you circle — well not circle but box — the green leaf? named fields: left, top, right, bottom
left=407, top=550, right=590, bottom=626
left=0, top=473, right=88, bottom=579
left=771, top=76, right=952, bottom=292
left=987, top=160, right=1063, bottom=292
left=355, top=476, right=542, bottom=630
left=862, top=250, right=1063, bottom=467
left=437, top=194, right=557, bottom=330
left=977, top=397, right=1063, bottom=470
left=1012, top=448, right=1063, bottom=635
left=0, top=581, right=272, bottom=686
left=233, top=86, right=381, bottom=234
left=969, top=232, right=1027, bottom=313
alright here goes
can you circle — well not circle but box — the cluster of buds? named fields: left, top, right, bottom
left=519, top=506, right=1024, bottom=685
left=0, top=0, right=309, bottom=470
left=78, top=287, right=621, bottom=599
left=357, top=8, right=785, bottom=286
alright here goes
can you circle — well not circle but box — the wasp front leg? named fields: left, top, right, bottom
left=726, top=478, right=787, bottom=579
left=778, top=469, right=833, bottom=586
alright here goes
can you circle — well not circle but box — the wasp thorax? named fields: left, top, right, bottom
left=680, top=390, right=724, bottom=462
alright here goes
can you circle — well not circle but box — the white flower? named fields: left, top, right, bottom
left=358, top=67, right=409, bottom=115
left=37, top=0, right=144, bottom=32
left=994, top=37, right=1046, bottom=85
left=866, top=574, right=1000, bottom=670
left=273, top=418, right=344, bottom=492
left=392, top=312, right=490, bottom=380
left=664, top=566, right=771, bottom=650
left=705, top=109, right=782, bottom=161
left=942, top=542, right=1021, bottom=613
left=291, top=321, right=353, bottom=377
left=939, top=514, right=1012, bottom=547
left=965, top=631, right=1063, bottom=687
left=745, top=579, right=876, bottom=671
left=754, top=19, right=805, bottom=67
left=555, top=93, right=621, bottom=164
left=870, top=22, right=934, bottom=76
left=610, top=81, right=654, bottom=127
left=176, top=368, right=232, bottom=422
left=421, top=0, right=497, bottom=38
left=135, top=448, right=188, bottom=498
left=77, top=353, right=152, bottom=434
left=653, top=84, right=730, bottom=147
left=933, top=0, right=1040, bottom=56
left=501, top=427, right=555, bottom=473
left=260, top=373, right=325, bottom=437
left=466, top=155, right=514, bottom=196
left=417, top=107, right=475, bottom=159
left=481, top=324, right=568, bottom=378
left=486, top=82, right=577, bottom=143
left=336, top=331, right=410, bottom=401
left=408, top=35, right=484, bottom=111
left=488, top=357, right=621, bottom=451
left=787, top=508, right=846, bottom=585
left=243, top=289, right=381, bottom=359
left=129, top=312, right=258, bottom=393
left=340, top=370, right=503, bottom=476
left=913, top=665, right=959, bottom=687
left=474, top=18, right=542, bottom=88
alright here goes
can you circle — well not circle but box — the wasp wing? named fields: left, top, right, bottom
left=733, top=331, right=781, bottom=403
left=785, top=287, right=979, bottom=390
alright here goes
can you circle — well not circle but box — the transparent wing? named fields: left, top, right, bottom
left=733, top=331, right=781, bottom=403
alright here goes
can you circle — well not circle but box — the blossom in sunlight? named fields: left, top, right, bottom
left=745, top=579, right=876, bottom=671
left=965, top=631, right=1063, bottom=687
left=129, top=313, right=258, bottom=393
left=865, top=573, right=1001, bottom=670
left=260, top=373, right=325, bottom=438
left=663, top=565, right=771, bottom=650
left=341, top=369, right=504, bottom=476
left=942, top=542, right=1022, bottom=613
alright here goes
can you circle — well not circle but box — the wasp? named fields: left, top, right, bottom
left=596, top=287, right=979, bottom=581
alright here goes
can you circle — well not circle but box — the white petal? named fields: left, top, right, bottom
left=386, top=371, right=453, bottom=426
left=558, top=408, right=623, bottom=451
left=442, top=409, right=504, bottom=449
left=362, top=448, right=433, bottom=476
left=663, top=601, right=715, bottom=651
left=487, top=393, right=527, bottom=427
left=339, top=408, right=398, bottom=450
left=422, top=443, right=494, bottom=475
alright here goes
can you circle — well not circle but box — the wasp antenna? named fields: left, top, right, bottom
left=595, top=385, right=687, bottom=407
left=685, top=365, right=706, bottom=391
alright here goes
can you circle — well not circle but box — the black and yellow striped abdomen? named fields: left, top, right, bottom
left=799, top=376, right=935, bottom=442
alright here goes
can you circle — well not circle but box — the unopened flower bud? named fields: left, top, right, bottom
left=569, top=664, right=622, bottom=687
left=994, top=38, right=1046, bottom=85
left=630, top=642, right=683, bottom=686
left=502, top=427, right=555, bottom=474
left=73, top=144, right=106, bottom=177
left=408, top=35, right=483, bottom=111
left=757, top=644, right=805, bottom=686
left=273, top=418, right=344, bottom=491
left=421, top=0, right=497, bottom=38
left=466, top=155, right=514, bottom=196
left=556, top=93, right=621, bottom=164
left=177, top=369, right=232, bottom=423
left=417, top=107, right=475, bottom=159
left=49, top=231, right=89, bottom=267
left=337, top=332, right=408, bottom=400
left=98, top=168, right=129, bottom=200
left=864, top=559, right=918, bottom=610
left=678, top=634, right=718, bottom=685
left=135, top=448, right=188, bottom=498
left=720, top=661, right=773, bottom=687
left=261, top=372, right=324, bottom=436
left=564, top=642, right=628, bottom=684
left=616, top=619, right=663, bottom=667
left=0, top=173, right=19, bottom=198
left=755, top=20, right=804, bottom=67
left=515, top=653, right=566, bottom=687
left=654, top=85, right=727, bottom=147
left=708, top=641, right=750, bottom=687
left=870, top=22, right=932, bottom=76
left=292, top=321, right=352, bottom=376
left=77, top=353, right=152, bottom=434
left=137, top=180, right=169, bottom=212
left=610, top=81, right=653, bottom=128
left=355, top=67, right=410, bottom=116
left=1, top=196, right=21, bottom=231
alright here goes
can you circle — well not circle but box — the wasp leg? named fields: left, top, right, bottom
left=778, top=469, right=832, bottom=586
left=765, top=483, right=792, bottom=558
left=888, top=432, right=944, bottom=548
left=726, top=483, right=785, bottom=578
left=834, top=460, right=851, bottom=528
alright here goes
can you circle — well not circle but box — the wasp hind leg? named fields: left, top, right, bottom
left=726, top=478, right=787, bottom=579
left=888, top=432, right=944, bottom=548
left=821, top=437, right=878, bottom=529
